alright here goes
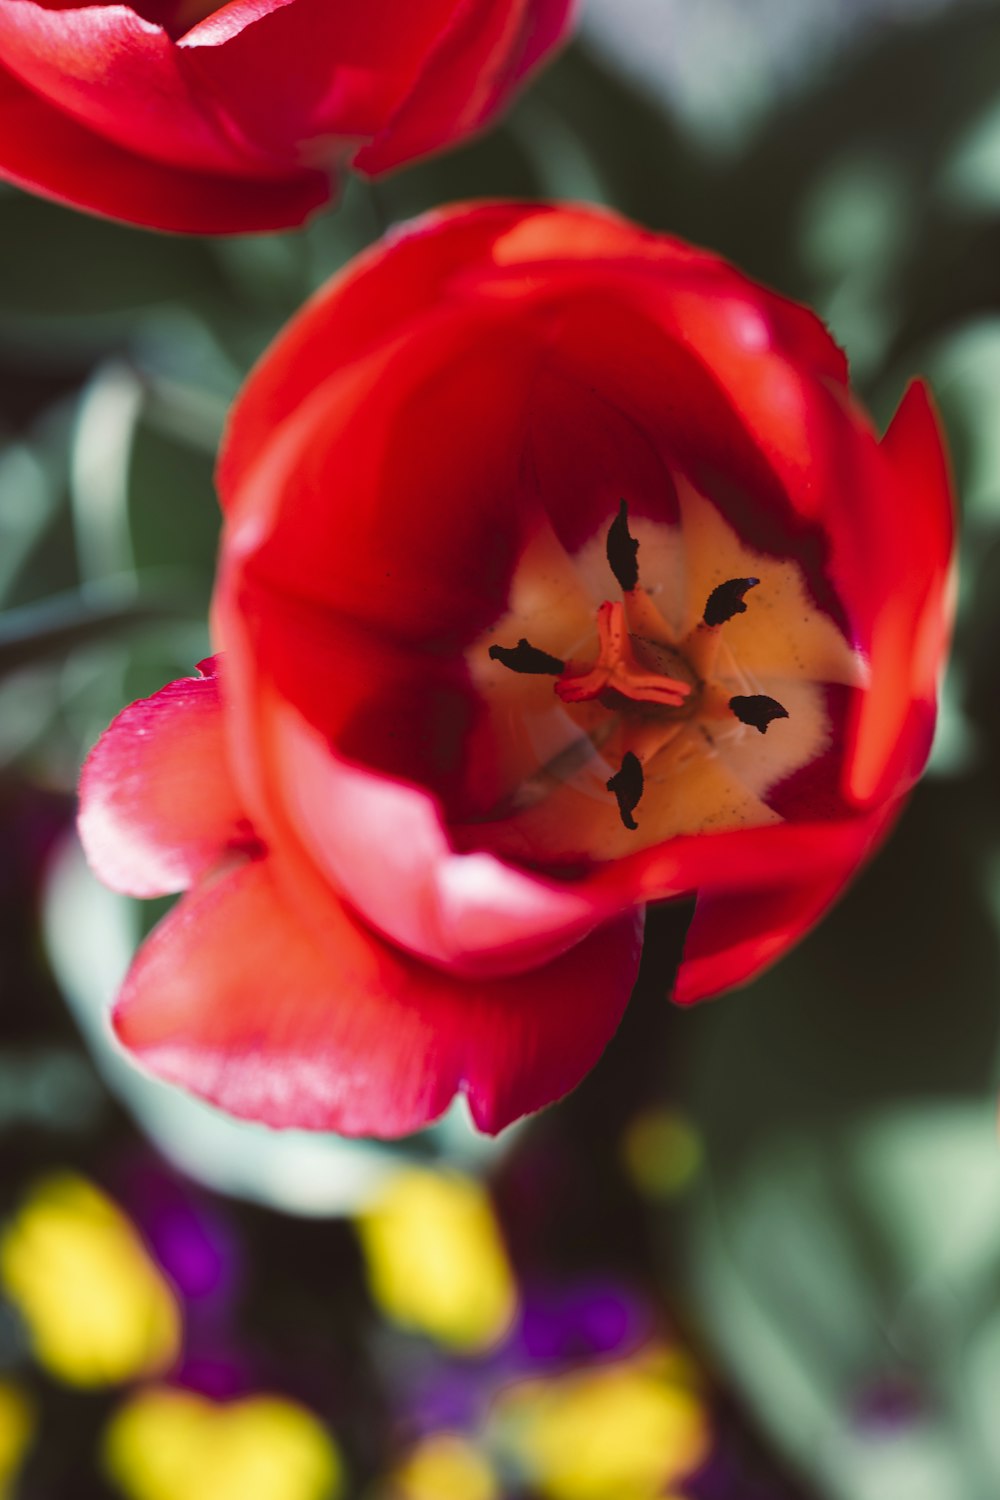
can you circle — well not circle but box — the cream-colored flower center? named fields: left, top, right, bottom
left=459, top=477, right=865, bottom=867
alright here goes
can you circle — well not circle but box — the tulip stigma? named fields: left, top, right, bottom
left=488, top=639, right=566, bottom=675
left=704, top=577, right=760, bottom=627
left=728, top=694, right=789, bottom=733
left=607, top=499, right=640, bottom=592
left=607, top=751, right=644, bottom=830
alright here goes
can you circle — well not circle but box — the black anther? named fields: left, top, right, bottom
left=607, top=499, right=640, bottom=592
left=729, top=694, right=789, bottom=734
left=488, top=639, right=565, bottom=675
left=704, top=577, right=760, bottom=627
left=607, top=750, right=644, bottom=830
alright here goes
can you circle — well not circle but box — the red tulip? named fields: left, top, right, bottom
left=0, top=0, right=572, bottom=233
left=78, top=203, right=955, bottom=1136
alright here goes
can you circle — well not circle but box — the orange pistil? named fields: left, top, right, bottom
left=556, top=600, right=693, bottom=709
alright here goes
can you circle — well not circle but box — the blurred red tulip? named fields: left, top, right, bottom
left=0, top=0, right=573, bottom=232
left=79, top=203, right=954, bottom=1136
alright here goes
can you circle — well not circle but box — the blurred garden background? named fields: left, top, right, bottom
left=2, top=0, right=1000, bottom=1494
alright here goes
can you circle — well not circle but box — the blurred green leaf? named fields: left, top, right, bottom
left=0, top=189, right=227, bottom=323
left=921, top=320, right=1000, bottom=527
left=0, top=584, right=185, bottom=676
left=667, top=782, right=1000, bottom=1498
left=0, top=440, right=58, bottom=602
left=127, top=421, right=218, bottom=593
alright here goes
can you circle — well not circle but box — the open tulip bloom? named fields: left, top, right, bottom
left=0, top=0, right=571, bottom=232
left=78, top=203, right=955, bottom=1137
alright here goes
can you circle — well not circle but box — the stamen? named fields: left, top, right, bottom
left=729, top=694, right=789, bottom=734
left=489, top=639, right=565, bottom=675
left=704, top=577, right=759, bottom=627
left=607, top=499, right=640, bottom=592
left=557, top=601, right=691, bottom=707
left=607, top=751, right=644, bottom=830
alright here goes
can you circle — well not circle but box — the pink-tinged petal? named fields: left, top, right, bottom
left=213, top=565, right=612, bottom=973
left=112, top=856, right=644, bottom=1137
left=222, top=556, right=891, bottom=986
left=177, top=0, right=299, bottom=46
left=0, top=62, right=328, bottom=233
left=846, top=382, right=956, bottom=806
left=78, top=663, right=255, bottom=899
left=261, top=700, right=609, bottom=976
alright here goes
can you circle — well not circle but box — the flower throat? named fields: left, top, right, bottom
left=487, top=501, right=789, bottom=832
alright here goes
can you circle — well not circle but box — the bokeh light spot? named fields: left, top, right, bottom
left=0, top=1383, right=35, bottom=1500
left=356, top=1169, right=516, bottom=1353
left=0, top=1173, right=181, bottom=1387
left=389, top=1433, right=498, bottom=1500
left=621, top=1108, right=704, bottom=1199
left=103, top=1389, right=343, bottom=1500
left=491, top=1349, right=710, bottom=1500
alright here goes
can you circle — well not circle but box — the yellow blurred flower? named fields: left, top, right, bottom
left=104, top=1388, right=343, bottom=1500
left=0, top=1173, right=181, bottom=1387
left=387, top=1433, right=498, bottom=1500
left=0, top=1383, right=35, bottom=1500
left=621, top=1109, right=704, bottom=1200
left=492, top=1347, right=710, bottom=1500
left=356, top=1169, right=516, bottom=1352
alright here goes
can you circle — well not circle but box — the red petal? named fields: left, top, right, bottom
left=184, top=0, right=464, bottom=158
left=0, top=0, right=274, bottom=175
left=218, top=301, right=541, bottom=647
left=214, top=564, right=615, bottom=973
left=0, top=60, right=327, bottom=232
left=112, top=856, right=644, bottom=1136
left=846, top=381, right=955, bottom=805
left=78, top=663, right=254, bottom=898
left=210, top=204, right=953, bottom=1021
left=673, top=878, right=846, bottom=1005
left=354, top=0, right=560, bottom=177
left=510, top=0, right=576, bottom=81
left=523, top=362, right=681, bottom=551
left=650, top=260, right=849, bottom=390
left=563, top=813, right=886, bottom=929
left=672, top=804, right=896, bottom=1004
left=249, top=696, right=615, bottom=975
left=217, top=204, right=557, bottom=508
left=543, top=286, right=852, bottom=604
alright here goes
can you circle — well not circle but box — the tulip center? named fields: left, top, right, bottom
left=460, top=479, right=864, bottom=868
left=485, top=501, right=796, bottom=839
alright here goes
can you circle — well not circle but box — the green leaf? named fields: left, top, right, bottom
left=668, top=782, right=1000, bottom=1498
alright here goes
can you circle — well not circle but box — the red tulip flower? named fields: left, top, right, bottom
left=78, top=203, right=954, bottom=1137
left=0, top=0, right=571, bottom=234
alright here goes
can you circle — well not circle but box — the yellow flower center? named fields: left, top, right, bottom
left=459, top=478, right=866, bottom=866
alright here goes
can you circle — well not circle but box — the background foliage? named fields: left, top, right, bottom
left=1, top=0, right=999, bottom=1495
